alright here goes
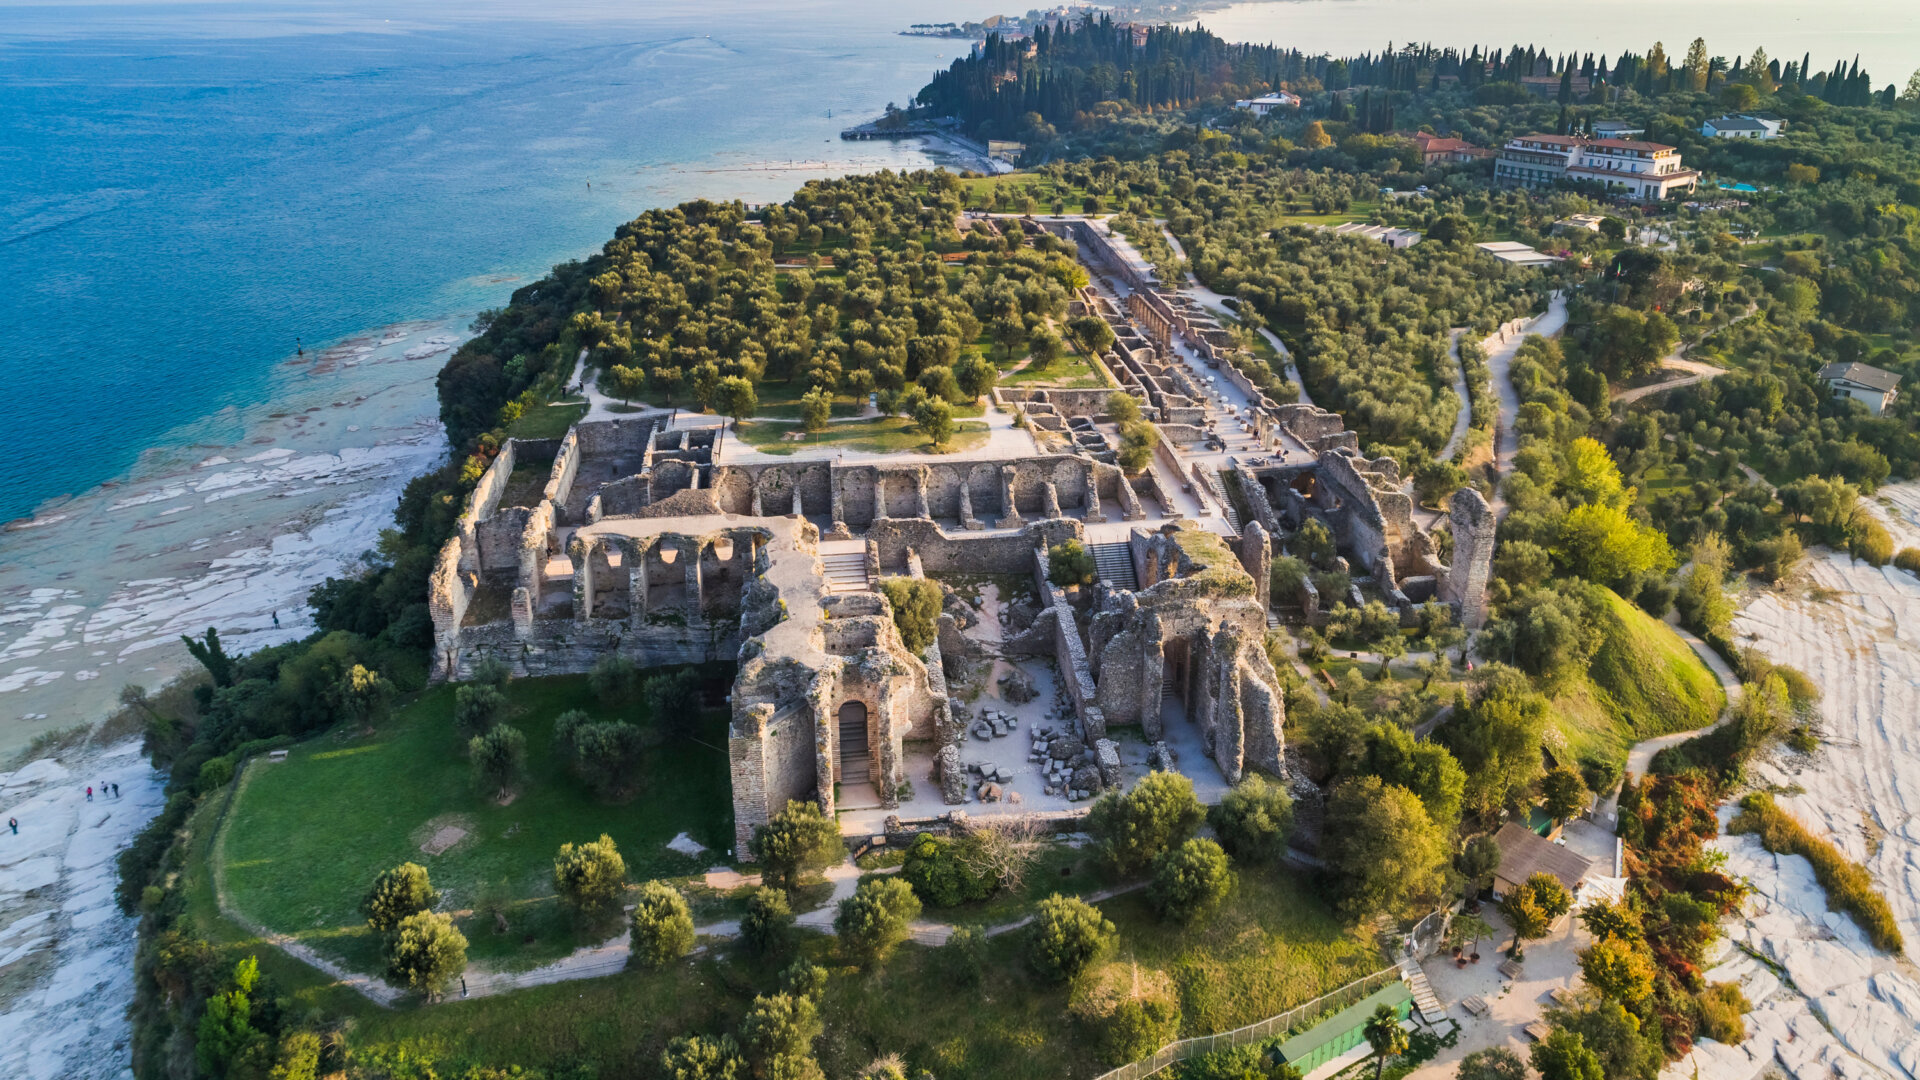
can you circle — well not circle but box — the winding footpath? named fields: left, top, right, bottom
left=1486, top=295, right=1569, bottom=520
left=1157, top=222, right=1315, bottom=407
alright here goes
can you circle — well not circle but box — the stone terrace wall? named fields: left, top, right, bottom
left=996, top=388, right=1117, bottom=419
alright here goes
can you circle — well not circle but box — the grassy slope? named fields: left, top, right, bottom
left=1552, top=588, right=1726, bottom=768
left=219, top=674, right=734, bottom=972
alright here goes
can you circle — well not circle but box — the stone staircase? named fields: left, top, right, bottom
left=1399, top=958, right=1448, bottom=1024
left=822, top=551, right=870, bottom=593
left=1090, top=542, right=1138, bottom=591
left=1209, top=470, right=1242, bottom=534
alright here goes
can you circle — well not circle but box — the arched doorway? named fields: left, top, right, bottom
left=836, top=701, right=870, bottom=783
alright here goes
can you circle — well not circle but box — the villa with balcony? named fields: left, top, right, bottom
left=1494, top=134, right=1699, bottom=201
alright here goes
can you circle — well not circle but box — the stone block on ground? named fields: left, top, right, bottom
left=999, top=666, right=1038, bottom=703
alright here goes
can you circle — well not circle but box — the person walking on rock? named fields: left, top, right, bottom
left=85, top=786, right=93, bottom=802
left=112, top=782, right=120, bottom=799
left=8, top=817, right=16, bottom=834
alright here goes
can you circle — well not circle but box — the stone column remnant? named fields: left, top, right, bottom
left=999, top=465, right=1024, bottom=529
left=1442, top=486, right=1496, bottom=629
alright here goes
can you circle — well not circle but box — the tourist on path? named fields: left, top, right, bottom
left=8, top=817, right=16, bottom=835
left=112, top=782, right=120, bottom=798
left=85, top=786, right=92, bottom=801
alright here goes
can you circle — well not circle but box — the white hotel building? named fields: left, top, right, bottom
left=1495, top=134, right=1699, bottom=201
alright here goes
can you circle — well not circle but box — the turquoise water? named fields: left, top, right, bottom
left=0, top=1, right=974, bottom=522
left=1719, top=182, right=1762, bottom=192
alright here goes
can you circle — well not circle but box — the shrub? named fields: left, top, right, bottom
left=1695, top=981, right=1750, bottom=1043
left=362, top=863, right=439, bottom=934
left=1895, top=547, right=1920, bottom=575
left=1269, top=555, right=1308, bottom=601
left=1207, top=775, right=1295, bottom=863
left=468, top=723, right=526, bottom=799
left=1414, top=459, right=1467, bottom=504
left=385, top=911, right=468, bottom=997
left=469, top=657, right=512, bottom=689
left=834, top=876, right=922, bottom=966
left=740, top=887, right=794, bottom=958
left=1070, top=962, right=1181, bottom=1066
left=750, top=800, right=842, bottom=894
left=1149, top=838, right=1235, bottom=922
left=553, top=834, right=627, bottom=920
left=1107, top=391, right=1142, bottom=425
left=1088, top=770, right=1205, bottom=875
left=453, top=684, right=506, bottom=739
left=937, top=926, right=987, bottom=987
left=901, top=833, right=993, bottom=906
left=630, top=881, right=696, bottom=968
left=1731, top=792, right=1903, bottom=953
left=1027, top=893, right=1115, bottom=982
left=1848, top=517, right=1894, bottom=566
left=1048, top=539, right=1098, bottom=588
left=661, top=1035, right=747, bottom=1080
left=197, top=756, right=235, bottom=794
left=876, top=577, right=943, bottom=653
left=1457, top=1047, right=1528, bottom=1080
left=588, top=654, right=641, bottom=703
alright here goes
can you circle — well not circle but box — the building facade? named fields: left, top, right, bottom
left=1495, top=134, right=1698, bottom=200
left=1701, top=114, right=1783, bottom=139
left=1819, top=361, right=1902, bottom=415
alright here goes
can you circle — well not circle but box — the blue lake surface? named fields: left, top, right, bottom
left=0, top=1, right=979, bottom=522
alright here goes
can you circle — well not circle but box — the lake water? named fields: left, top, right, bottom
left=0, top=0, right=993, bottom=751
left=1196, top=0, right=1920, bottom=91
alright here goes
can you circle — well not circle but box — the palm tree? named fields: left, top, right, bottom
left=1363, top=1003, right=1410, bottom=1080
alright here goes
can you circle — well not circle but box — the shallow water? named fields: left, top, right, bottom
left=0, top=0, right=986, bottom=752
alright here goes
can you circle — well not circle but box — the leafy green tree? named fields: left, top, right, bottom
left=645, top=667, right=705, bottom=738
left=1531, top=1028, right=1604, bottom=1080
left=631, top=881, right=697, bottom=968
left=553, top=834, right=627, bottom=920
left=912, top=394, right=956, bottom=448
left=750, top=800, right=841, bottom=894
left=1119, top=419, right=1159, bottom=472
left=565, top=719, right=647, bottom=799
left=1088, top=770, right=1205, bottom=875
left=196, top=956, right=263, bottom=1077
left=1363, top=1003, right=1410, bottom=1080
left=799, top=387, right=833, bottom=433
left=269, top=1030, right=323, bottom=1080
left=334, top=664, right=392, bottom=729
left=1360, top=723, right=1466, bottom=831
left=1541, top=765, right=1589, bottom=822
left=1413, top=459, right=1467, bottom=504
left=1324, top=777, right=1447, bottom=919
left=953, top=354, right=998, bottom=400
left=1557, top=503, right=1675, bottom=588
left=1027, top=894, right=1116, bottom=982
left=1106, top=390, right=1142, bottom=425
left=603, top=363, right=647, bottom=407
left=1048, top=539, right=1098, bottom=587
left=588, top=654, right=641, bottom=702
left=1578, top=936, right=1656, bottom=1008
left=1028, top=325, right=1065, bottom=367
left=1207, top=775, right=1295, bottom=863
left=1556, top=998, right=1666, bottom=1080
left=716, top=375, right=759, bottom=423
left=468, top=724, right=527, bottom=799
left=182, top=627, right=236, bottom=687
left=1150, top=838, right=1236, bottom=922
left=1503, top=872, right=1571, bottom=940
left=876, top=576, right=943, bottom=653
left=453, top=684, right=506, bottom=740
left=385, top=911, right=468, bottom=998
left=362, top=863, right=439, bottom=934
left=740, top=991, right=825, bottom=1080
left=740, top=887, right=794, bottom=958
left=1457, top=834, right=1502, bottom=898
left=1578, top=899, right=1642, bottom=943
left=661, top=1035, right=747, bottom=1080
left=1443, top=667, right=1551, bottom=821
left=834, top=877, right=923, bottom=966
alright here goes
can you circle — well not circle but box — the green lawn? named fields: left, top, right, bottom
left=736, top=416, right=990, bottom=456
left=329, top=858, right=1380, bottom=1080
left=218, top=673, right=736, bottom=973
left=1002, top=352, right=1109, bottom=389
left=506, top=400, right=588, bottom=441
